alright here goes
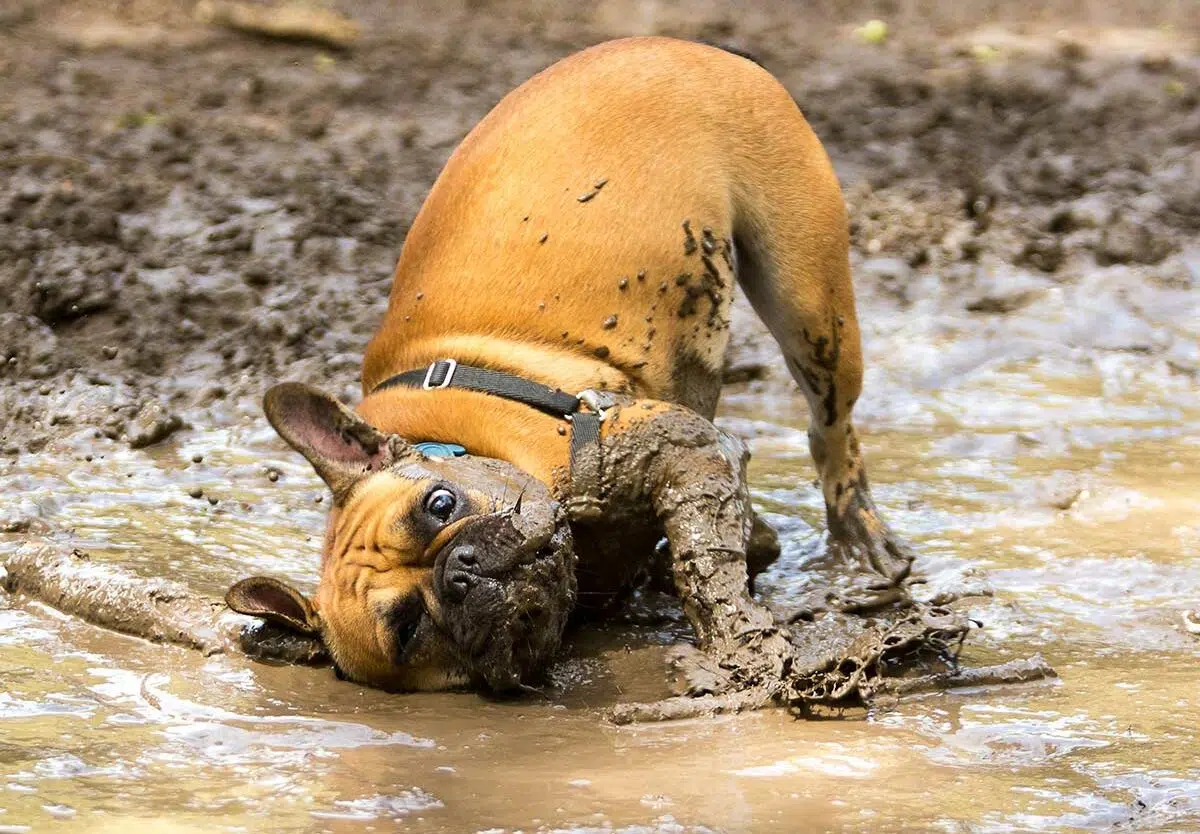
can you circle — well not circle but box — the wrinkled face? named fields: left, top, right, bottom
left=227, top=383, right=576, bottom=692
left=315, top=456, right=575, bottom=690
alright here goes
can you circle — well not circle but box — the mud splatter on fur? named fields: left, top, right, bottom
left=681, top=219, right=697, bottom=255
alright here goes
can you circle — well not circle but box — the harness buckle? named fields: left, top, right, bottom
left=575, top=389, right=617, bottom=422
left=421, top=359, right=457, bottom=390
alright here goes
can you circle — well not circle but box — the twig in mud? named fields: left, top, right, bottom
left=610, top=688, right=774, bottom=725
left=610, top=655, right=1058, bottom=725
left=0, top=154, right=90, bottom=171
left=2, top=542, right=328, bottom=666
left=194, top=0, right=359, bottom=49
left=864, top=654, right=1058, bottom=698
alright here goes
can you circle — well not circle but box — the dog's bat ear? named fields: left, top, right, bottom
left=226, top=576, right=321, bottom=636
left=263, top=382, right=411, bottom=499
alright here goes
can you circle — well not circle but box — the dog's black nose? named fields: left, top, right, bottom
left=454, top=546, right=477, bottom=567
left=441, top=545, right=478, bottom=603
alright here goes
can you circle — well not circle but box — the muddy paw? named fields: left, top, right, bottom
left=668, top=633, right=794, bottom=698
left=827, top=532, right=916, bottom=587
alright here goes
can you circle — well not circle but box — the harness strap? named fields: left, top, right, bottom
left=373, top=359, right=609, bottom=475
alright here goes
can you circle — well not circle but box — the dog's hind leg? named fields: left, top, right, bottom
left=728, top=104, right=914, bottom=586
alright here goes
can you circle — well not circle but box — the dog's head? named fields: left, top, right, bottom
left=227, top=383, right=576, bottom=692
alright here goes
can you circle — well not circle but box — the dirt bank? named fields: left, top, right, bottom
left=1, top=1, right=1197, bottom=467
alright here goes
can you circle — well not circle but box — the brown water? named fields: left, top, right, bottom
left=2, top=282, right=1200, bottom=833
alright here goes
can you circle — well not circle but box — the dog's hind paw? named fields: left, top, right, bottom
left=827, top=522, right=917, bottom=587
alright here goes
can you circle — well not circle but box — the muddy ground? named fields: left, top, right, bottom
left=1, top=0, right=1197, bottom=467
left=2, top=3, right=1199, bottom=831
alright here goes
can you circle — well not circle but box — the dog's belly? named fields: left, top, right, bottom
left=569, top=517, right=666, bottom=618
left=361, top=39, right=763, bottom=416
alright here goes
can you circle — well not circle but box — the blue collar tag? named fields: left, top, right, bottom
left=414, top=442, right=467, bottom=458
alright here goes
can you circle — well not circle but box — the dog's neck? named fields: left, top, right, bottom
left=356, top=386, right=572, bottom=488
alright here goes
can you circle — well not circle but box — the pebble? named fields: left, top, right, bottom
left=126, top=400, right=183, bottom=449
left=1183, top=610, right=1200, bottom=635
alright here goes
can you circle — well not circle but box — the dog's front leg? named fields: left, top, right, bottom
left=583, top=403, right=795, bottom=713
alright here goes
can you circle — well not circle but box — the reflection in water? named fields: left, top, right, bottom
left=2, top=290, right=1199, bottom=832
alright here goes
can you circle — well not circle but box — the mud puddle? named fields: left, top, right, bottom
left=3, top=278, right=1199, bottom=833
left=3, top=2, right=1200, bottom=830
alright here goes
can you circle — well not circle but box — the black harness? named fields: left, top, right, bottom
left=373, top=359, right=614, bottom=472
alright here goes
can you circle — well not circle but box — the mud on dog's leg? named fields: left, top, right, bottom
left=731, top=163, right=913, bottom=585
left=747, top=282, right=914, bottom=584
left=649, top=509, right=780, bottom=597
left=591, top=404, right=795, bottom=702
left=738, top=273, right=914, bottom=583
left=773, top=309, right=914, bottom=583
left=787, top=344, right=915, bottom=586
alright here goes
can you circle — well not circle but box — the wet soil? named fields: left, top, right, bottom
left=2, top=2, right=1198, bottom=454
left=2, top=1, right=1199, bottom=832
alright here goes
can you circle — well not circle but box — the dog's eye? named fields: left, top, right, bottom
left=424, top=488, right=457, bottom=522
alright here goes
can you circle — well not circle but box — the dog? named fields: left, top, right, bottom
left=226, top=37, right=914, bottom=694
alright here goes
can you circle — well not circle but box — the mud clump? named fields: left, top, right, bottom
left=0, top=314, right=60, bottom=379
left=126, top=400, right=184, bottom=449
left=1095, top=216, right=1174, bottom=266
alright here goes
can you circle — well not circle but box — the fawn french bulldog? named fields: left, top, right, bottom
left=227, top=37, right=913, bottom=694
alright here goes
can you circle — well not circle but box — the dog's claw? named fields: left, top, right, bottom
left=827, top=533, right=915, bottom=589
left=667, top=631, right=795, bottom=701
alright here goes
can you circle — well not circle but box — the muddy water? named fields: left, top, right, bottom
left=3, top=284, right=1200, bottom=833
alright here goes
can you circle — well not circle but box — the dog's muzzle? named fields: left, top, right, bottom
left=438, top=542, right=480, bottom=604
left=432, top=507, right=576, bottom=690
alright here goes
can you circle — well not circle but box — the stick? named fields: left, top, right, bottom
left=865, top=654, right=1057, bottom=698
left=609, top=688, right=774, bottom=725
left=194, top=0, right=359, bottom=49
left=2, top=542, right=327, bottom=665
left=610, top=655, right=1059, bottom=725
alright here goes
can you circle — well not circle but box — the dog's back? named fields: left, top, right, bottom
left=362, top=37, right=846, bottom=419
